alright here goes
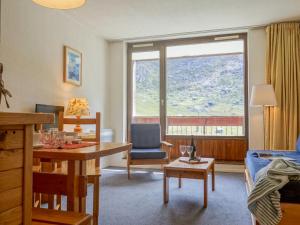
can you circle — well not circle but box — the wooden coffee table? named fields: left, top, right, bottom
left=163, top=157, right=215, bottom=208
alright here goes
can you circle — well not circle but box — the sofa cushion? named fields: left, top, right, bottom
left=131, top=124, right=161, bottom=149
left=130, top=148, right=166, bottom=160
left=296, top=136, right=300, bottom=152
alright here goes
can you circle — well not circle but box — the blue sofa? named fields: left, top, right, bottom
left=246, top=136, right=300, bottom=203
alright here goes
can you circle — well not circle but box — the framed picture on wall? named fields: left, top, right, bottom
left=63, top=46, right=82, bottom=86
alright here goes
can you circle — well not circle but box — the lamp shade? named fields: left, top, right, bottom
left=66, top=98, right=90, bottom=116
left=250, top=84, right=277, bottom=107
left=32, top=0, right=86, bottom=9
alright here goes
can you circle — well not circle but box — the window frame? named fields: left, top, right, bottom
left=127, top=33, right=248, bottom=140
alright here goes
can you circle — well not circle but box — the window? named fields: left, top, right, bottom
left=166, top=40, right=245, bottom=136
left=131, top=51, right=160, bottom=124
left=128, top=34, right=247, bottom=137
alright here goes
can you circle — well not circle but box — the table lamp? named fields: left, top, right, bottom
left=250, top=84, right=277, bottom=149
left=66, top=97, right=90, bottom=133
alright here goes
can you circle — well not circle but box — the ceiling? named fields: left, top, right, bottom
left=66, top=0, right=300, bottom=41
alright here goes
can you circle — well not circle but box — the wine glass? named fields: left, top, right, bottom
left=186, top=146, right=193, bottom=159
left=41, top=130, right=50, bottom=145
left=179, top=145, right=186, bottom=158
left=56, top=132, right=65, bottom=149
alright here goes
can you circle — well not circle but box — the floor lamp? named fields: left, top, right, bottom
left=250, top=84, right=277, bottom=150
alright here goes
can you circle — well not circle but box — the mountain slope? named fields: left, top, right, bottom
left=134, top=54, right=244, bottom=116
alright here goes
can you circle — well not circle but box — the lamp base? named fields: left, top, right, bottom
left=74, top=115, right=82, bottom=133
left=74, top=125, right=82, bottom=133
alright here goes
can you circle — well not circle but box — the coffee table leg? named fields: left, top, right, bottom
left=164, top=173, right=169, bottom=204
left=204, top=171, right=208, bottom=208
left=178, top=177, right=182, bottom=188
left=212, top=161, right=215, bottom=191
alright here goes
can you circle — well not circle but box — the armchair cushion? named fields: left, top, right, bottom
left=130, top=148, right=166, bottom=160
left=131, top=124, right=161, bottom=149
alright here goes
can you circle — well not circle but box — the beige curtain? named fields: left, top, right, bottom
left=265, top=22, right=300, bottom=150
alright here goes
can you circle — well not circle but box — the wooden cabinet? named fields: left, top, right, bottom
left=0, top=113, right=53, bottom=225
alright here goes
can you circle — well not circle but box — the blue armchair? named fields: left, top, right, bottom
left=127, top=123, right=173, bottom=179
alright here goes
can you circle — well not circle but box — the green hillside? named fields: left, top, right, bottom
left=134, top=54, right=244, bottom=117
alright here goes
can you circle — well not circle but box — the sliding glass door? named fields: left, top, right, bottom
left=128, top=34, right=247, bottom=139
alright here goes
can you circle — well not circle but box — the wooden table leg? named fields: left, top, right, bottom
left=212, top=161, right=215, bottom=191
left=67, top=160, right=87, bottom=213
left=204, top=171, right=208, bottom=208
left=40, top=160, right=56, bottom=205
left=127, top=149, right=131, bottom=180
left=178, top=176, right=182, bottom=188
left=48, top=194, right=54, bottom=209
left=67, top=160, right=79, bottom=212
left=79, top=160, right=86, bottom=212
left=164, top=171, right=169, bottom=204
left=127, top=156, right=131, bottom=180
left=93, top=176, right=100, bottom=225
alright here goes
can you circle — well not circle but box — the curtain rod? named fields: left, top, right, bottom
left=109, top=24, right=267, bottom=43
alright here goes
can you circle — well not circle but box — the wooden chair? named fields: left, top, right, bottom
left=32, top=172, right=92, bottom=225
left=57, top=112, right=101, bottom=225
left=127, top=123, right=173, bottom=179
left=58, top=112, right=100, bottom=143
left=34, top=111, right=63, bottom=207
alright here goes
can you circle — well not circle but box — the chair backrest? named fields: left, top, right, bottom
left=58, top=112, right=101, bottom=143
left=58, top=112, right=101, bottom=167
left=131, top=123, right=161, bottom=149
left=35, top=104, right=64, bottom=131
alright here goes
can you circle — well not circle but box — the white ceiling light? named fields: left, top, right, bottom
left=32, top=0, right=86, bottom=10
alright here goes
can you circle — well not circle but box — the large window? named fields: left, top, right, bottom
left=128, top=34, right=247, bottom=137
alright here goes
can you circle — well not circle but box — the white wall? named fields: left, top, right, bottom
left=108, top=42, right=127, bottom=142
left=248, top=28, right=266, bottom=149
left=0, top=0, right=109, bottom=118
left=0, top=0, right=110, bottom=167
left=106, top=41, right=127, bottom=166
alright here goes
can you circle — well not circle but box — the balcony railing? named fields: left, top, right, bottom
left=133, top=116, right=244, bottom=136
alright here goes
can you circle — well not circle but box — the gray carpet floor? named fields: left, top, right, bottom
left=84, top=168, right=252, bottom=225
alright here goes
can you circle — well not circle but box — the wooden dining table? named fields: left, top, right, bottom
left=33, top=142, right=132, bottom=213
